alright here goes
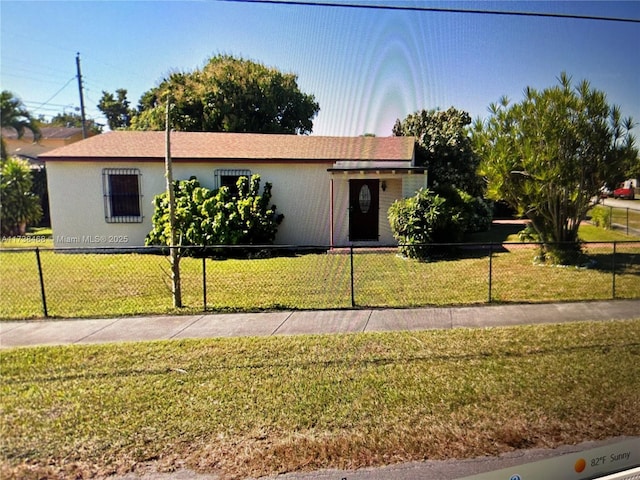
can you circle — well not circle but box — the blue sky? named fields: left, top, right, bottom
left=1, top=0, right=639, bottom=137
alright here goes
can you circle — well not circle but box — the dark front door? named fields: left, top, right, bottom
left=349, top=179, right=379, bottom=241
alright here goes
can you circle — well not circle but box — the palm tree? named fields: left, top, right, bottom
left=0, top=157, right=43, bottom=235
left=1, top=90, right=41, bottom=159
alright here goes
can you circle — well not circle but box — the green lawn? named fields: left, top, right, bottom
left=579, top=223, right=637, bottom=241
left=2, top=320, right=639, bottom=480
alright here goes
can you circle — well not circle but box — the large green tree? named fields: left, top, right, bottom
left=393, top=107, right=484, bottom=196
left=1, top=91, right=41, bottom=160
left=472, top=73, right=638, bottom=263
left=97, top=88, right=134, bottom=130
left=129, top=54, right=319, bottom=133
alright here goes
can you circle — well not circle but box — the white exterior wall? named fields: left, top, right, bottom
left=47, top=161, right=161, bottom=248
left=171, top=162, right=332, bottom=245
left=47, top=160, right=424, bottom=249
left=47, top=160, right=332, bottom=248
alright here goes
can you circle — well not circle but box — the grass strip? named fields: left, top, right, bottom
left=1, top=320, right=639, bottom=479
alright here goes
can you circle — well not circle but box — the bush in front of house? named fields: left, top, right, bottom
left=388, top=188, right=462, bottom=260
left=388, top=187, right=492, bottom=260
left=434, top=185, right=493, bottom=235
left=146, top=174, right=284, bottom=252
left=0, top=157, right=43, bottom=236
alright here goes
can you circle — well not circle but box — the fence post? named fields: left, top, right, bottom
left=202, top=255, right=207, bottom=312
left=35, top=247, right=48, bottom=318
left=612, top=241, right=616, bottom=300
left=609, top=206, right=613, bottom=229
left=488, top=243, right=493, bottom=303
left=350, top=245, right=355, bottom=307
left=626, top=208, right=629, bottom=236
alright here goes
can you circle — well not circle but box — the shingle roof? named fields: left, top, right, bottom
left=40, top=131, right=415, bottom=162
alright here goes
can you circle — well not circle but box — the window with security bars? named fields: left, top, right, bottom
left=102, top=168, right=143, bottom=223
left=214, top=169, right=251, bottom=196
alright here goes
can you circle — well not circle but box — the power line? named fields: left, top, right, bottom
left=23, top=101, right=77, bottom=109
left=2, top=55, right=76, bottom=78
left=25, top=105, right=77, bottom=114
left=4, top=66, right=70, bottom=83
left=219, top=0, right=640, bottom=23
left=1, top=72, right=74, bottom=86
left=29, top=77, right=77, bottom=113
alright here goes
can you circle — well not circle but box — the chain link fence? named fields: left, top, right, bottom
left=1, top=242, right=639, bottom=319
left=589, top=204, right=640, bottom=236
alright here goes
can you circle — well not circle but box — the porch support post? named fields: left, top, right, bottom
left=330, top=177, right=334, bottom=248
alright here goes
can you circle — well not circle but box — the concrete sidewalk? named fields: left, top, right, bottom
left=1, top=299, right=639, bottom=349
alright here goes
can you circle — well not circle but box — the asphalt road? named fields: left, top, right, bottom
left=599, top=197, right=639, bottom=209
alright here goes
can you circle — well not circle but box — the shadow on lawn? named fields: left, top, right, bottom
left=409, top=228, right=639, bottom=277
left=424, top=222, right=528, bottom=261
left=446, top=247, right=640, bottom=276
left=587, top=251, right=640, bottom=276
left=466, top=221, right=525, bottom=244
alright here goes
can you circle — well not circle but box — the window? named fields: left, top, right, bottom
left=102, top=168, right=142, bottom=223
left=214, top=169, right=251, bottom=196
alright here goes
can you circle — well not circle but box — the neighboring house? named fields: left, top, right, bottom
left=2, top=126, right=94, bottom=168
left=40, top=131, right=424, bottom=248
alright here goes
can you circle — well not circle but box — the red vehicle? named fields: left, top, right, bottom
left=613, top=184, right=635, bottom=200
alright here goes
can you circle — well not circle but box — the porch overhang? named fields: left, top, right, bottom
left=328, top=160, right=426, bottom=174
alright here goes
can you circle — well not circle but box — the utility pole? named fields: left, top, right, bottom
left=75, top=52, right=88, bottom=139
left=165, top=93, right=182, bottom=308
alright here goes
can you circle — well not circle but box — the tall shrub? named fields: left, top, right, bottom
left=388, top=187, right=492, bottom=260
left=434, top=185, right=493, bottom=235
left=388, top=189, right=463, bottom=260
left=146, top=174, right=283, bottom=251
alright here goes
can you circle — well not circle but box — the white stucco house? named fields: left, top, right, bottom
left=40, top=131, right=425, bottom=248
